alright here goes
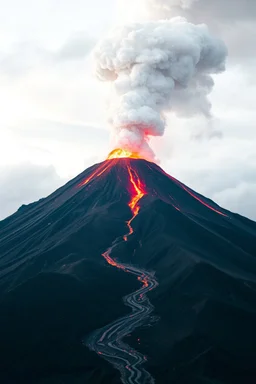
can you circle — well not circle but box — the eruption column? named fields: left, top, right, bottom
left=94, top=17, right=227, bottom=159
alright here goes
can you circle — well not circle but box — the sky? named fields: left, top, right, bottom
left=0, top=0, right=256, bottom=221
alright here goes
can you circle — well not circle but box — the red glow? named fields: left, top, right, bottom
left=138, top=275, right=149, bottom=288
left=102, top=249, right=151, bottom=291
left=157, top=166, right=227, bottom=217
left=181, top=184, right=227, bottom=217
left=101, top=164, right=148, bottom=284
left=102, top=249, right=131, bottom=275
left=79, top=161, right=113, bottom=187
left=102, top=250, right=125, bottom=270
left=79, top=147, right=143, bottom=187
left=78, top=151, right=147, bottom=245
left=118, top=123, right=155, bottom=137
left=127, top=166, right=146, bottom=216
left=79, top=160, right=147, bottom=240
left=123, top=166, right=147, bottom=241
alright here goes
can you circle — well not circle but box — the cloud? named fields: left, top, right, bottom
left=0, top=42, right=49, bottom=77
left=0, top=163, right=65, bottom=220
left=9, top=118, right=108, bottom=144
left=143, top=0, right=256, bottom=64
left=56, top=32, right=96, bottom=61
left=214, top=183, right=256, bottom=221
left=0, top=34, right=95, bottom=78
left=0, top=118, right=109, bottom=221
left=0, top=43, right=108, bottom=130
left=0, top=119, right=109, bottom=181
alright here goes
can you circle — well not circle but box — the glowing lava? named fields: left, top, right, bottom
left=79, top=149, right=147, bottom=235
left=79, top=154, right=227, bottom=225
left=78, top=161, right=114, bottom=187
left=107, top=148, right=142, bottom=160
left=123, top=166, right=147, bottom=241
left=127, top=166, right=146, bottom=216
left=79, top=155, right=229, bottom=384
left=154, top=164, right=227, bottom=217
left=79, top=148, right=143, bottom=187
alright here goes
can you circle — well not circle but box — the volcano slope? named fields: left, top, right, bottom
left=0, top=158, right=256, bottom=384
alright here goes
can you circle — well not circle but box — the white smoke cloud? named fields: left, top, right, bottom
left=94, top=14, right=227, bottom=159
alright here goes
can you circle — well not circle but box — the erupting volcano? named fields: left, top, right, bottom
left=1, top=153, right=256, bottom=384
left=0, top=0, right=253, bottom=382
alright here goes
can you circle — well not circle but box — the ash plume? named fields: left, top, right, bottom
left=94, top=7, right=227, bottom=159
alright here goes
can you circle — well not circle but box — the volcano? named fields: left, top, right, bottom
left=0, top=157, right=256, bottom=384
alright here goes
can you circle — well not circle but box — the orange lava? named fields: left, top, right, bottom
left=123, top=166, right=146, bottom=241
left=155, top=165, right=228, bottom=217
left=79, top=161, right=113, bottom=187
left=107, top=148, right=142, bottom=160
left=96, top=160, right=151, bottom=301
left=138, top=275, right=149, bottom=288
left=79, top=147, right=143, bottom=187
left=181, top=184, right=227, bottom=217
left=102, top=250, right=127, bottom=272
left=127, top=166, right=146, bottom=216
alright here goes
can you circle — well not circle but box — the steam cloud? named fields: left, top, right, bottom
left=94, top=11, right=227, bottom=159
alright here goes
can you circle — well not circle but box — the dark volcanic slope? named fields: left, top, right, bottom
left=0, top=158, right=256, bottom=384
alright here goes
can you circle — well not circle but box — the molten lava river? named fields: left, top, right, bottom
left=80, top=149, right=159, bottom=384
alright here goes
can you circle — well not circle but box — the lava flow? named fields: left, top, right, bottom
left=78, top=149, right=230, bottom=384
left=156, top=165, right=227, bottom=217
left=82, top=149, right=158, bottom=384
left=78, top=160, right=114, bottom=187
left=124, top=166, right=147, bottom=241
left=127, top=166, right=146, bottom=216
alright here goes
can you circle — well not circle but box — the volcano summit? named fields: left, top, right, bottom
left=0, top=156, right=256, bottom=384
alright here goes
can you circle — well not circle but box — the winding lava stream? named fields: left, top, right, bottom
left=83, top=164, right=159, bottom=384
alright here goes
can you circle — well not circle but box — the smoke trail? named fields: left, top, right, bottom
left=94, top=10, right=227, bottom=159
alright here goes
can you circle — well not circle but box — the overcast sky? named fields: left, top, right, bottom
left=0, top=0, right=256, bottom=221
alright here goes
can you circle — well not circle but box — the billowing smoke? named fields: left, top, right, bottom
left=94, top=14, right=227, bottom=159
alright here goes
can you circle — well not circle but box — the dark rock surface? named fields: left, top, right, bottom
left=0, top=158, right=256, bottom=383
